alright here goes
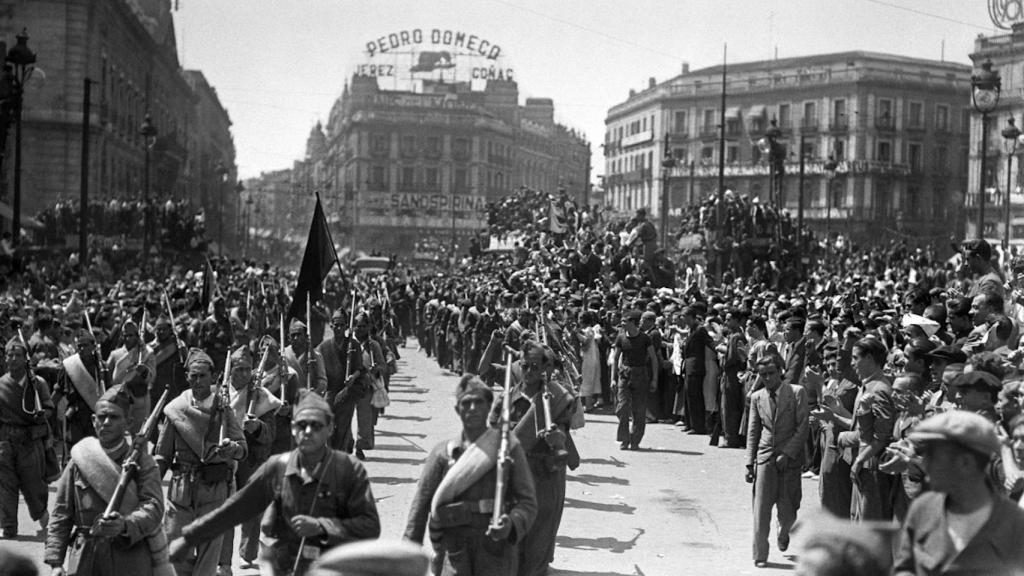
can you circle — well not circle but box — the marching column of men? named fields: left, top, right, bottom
left=1, top=282, right=582, bottom=576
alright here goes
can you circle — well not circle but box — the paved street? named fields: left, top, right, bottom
left=8, top=342, right=820, bottom=575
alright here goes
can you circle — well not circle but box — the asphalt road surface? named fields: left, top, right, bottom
left=9, top=342, right=821, bottom=575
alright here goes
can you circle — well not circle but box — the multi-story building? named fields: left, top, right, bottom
left=299, top=74, right=589, bottom=257
left=966, top=28, right=1024, bottom=246
left=604, top=52, right=972, bottom=242
left=0, top=0, right=236, bottom=248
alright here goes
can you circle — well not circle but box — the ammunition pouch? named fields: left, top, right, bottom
left=433, top=499, right=495, bottom=529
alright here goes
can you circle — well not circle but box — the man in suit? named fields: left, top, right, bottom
left=895, top=410, right=1024, bottom=575
left=745, top=352, right=809, bottom=568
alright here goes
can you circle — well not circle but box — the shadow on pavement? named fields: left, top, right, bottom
left=639, top=447, right=703, bottom=456
left=556, top=528, right=644, bottom=554
left=380, top=414, right=431, bottom=422
left=548, top=570, right=637, bottom=576
left=389, top=398, right=425, bottom=404
left=564, top=497, right=635, bottom=515
left=388, top=388, right=429, bottom=394
left=377, top=429, right=428, bottom=439
left=372, top=443, right=427, bottom=452
left=578, top=457, right=626, bottom=468
left=567, top=473, right=629, bottom=486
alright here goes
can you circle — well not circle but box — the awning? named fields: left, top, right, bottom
left=725, top=106, right=741, bottom=119
left=746, top=105, right=767, bottom=118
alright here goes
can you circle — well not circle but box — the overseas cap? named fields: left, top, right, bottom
left=97, top=383, right=133, bottom=415
left=289, top=320, right=307, bottom=335
left=185, top=348, right=214, bottom=371
left=230, top=346, right=253, bottom=370
left=294, top=389, right=332, bottom=422
left=309, top=539, right=429, bottom=576
left=908, top=410, right=1001, bottom=458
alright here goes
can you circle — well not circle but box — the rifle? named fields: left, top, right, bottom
left=83, top=313, right=110, bottom=392
left=97, top=385, right=171, bottom=527
left=247, top=346, right=270, bottom=419
left=305, top=297, right=315, bottom=392
left=162, top=290, right=186, bottom=364
left=490, top=352, right=513, bottom=532
left=217, top=350, right=232, bottom=445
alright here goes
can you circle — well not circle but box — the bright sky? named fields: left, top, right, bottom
left=173, top=0, right=998, bottom=180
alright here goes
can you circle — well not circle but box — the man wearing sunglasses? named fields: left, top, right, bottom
left=169, top=389, right=380, bottom=576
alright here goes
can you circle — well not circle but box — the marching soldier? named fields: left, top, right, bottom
left=156, top=348, right=246, bottom=576
left=45, top=384, right=170, bottom=576
left=0, top=337, right=55, bottom=538
left=55, top=330, right=108, bottom=449
left=283, top=320, right=328, bottom=395
left=106, top=319, right=156, bottom=436
left=255, top=336, right=301, bottom=455
left=223, top=345, right=282, bottom=568
left=405, top=375, right=537, bottom=575
left=168, top=390, right=381, bottom=576
left=352, top=313, right=384, bottom=460
left=317, top=309, right=368, bottom=454
left=151, top=316, right=188, bottom=405
left=482, top=339, right=579, bottom=576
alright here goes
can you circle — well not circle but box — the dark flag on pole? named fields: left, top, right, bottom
left=289, top=193, right=341, bottom=320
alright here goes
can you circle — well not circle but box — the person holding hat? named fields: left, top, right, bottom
left=283, top=320, right=328, bottom=396
left=54, top=329, right=110, bottom=451
left=0, top=337, right=55, bottom=538
left=168, top=389, right=381, bottom=576
left=404, top=375, right=537, bottom=575
left=45, top=384, right=171, bottom=576
left=156, top=348, right=247, bottom=576
left=894, top=411, right=1024, bottom=575
left=106, top=319, right=156, bottom=436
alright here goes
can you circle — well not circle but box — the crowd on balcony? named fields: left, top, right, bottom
left=32, top=198, right=208, bottom=252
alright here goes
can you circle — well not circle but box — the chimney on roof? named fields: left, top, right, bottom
left=681, top=61, right=690, bottom=74
left=629, top=89, right=636, bottom=97
left=648, top=77, right=656, bottom=88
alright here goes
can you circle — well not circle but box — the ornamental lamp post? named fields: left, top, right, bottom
left=757, top=118, right=784, bottom=246
left=139, top=113, right=157, bottom=256
left=1001, top=116, right=1021, bottom=251
left=972, top=59, right=1001, bottom=240
left=660, top=133, right=676, bottom=249
left=6, top=29, right=35, bottom=246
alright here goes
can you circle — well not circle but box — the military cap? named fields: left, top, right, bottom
left=927, top=345, right=968, bottom=365
left=908, top=410, right=1001, bottom=458
left=154, top=315, right=172, bottom=329
left=259, top=335, right=280, bottom=351
left=76, top=328, right=97, bottom=344
left=289, top=320, right=307, bottom=335
left=640, top=310, right=657, bottom=322
left=961, top=238, right=993, bottom=261
left=185, top=348, right=214, bottom=371
left=309, top=539, right=429, bottom=576
left=293, top=389, right=331, bottom=422
left=230, top=346, right=253, bottom=370
left=331, top=308, right=347, bottom=323
left=97, top=383, right=133, bottom=415
left=455, top=374, right=493, bottom=405
left=4, top=337, right=27, bottom=355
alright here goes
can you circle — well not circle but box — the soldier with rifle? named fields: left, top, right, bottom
left=151, top=311, right=188, bottom=406
left=106, top=318, right=156, bottom=436
left=283, top=320, right=327, bottom=396
left=168, top=389, right=381, bottom=576
left=404, top=370, right=537, bottom=576
left=0, top=336, right=55, bottom=538
left=255, top=335, right=301, bottom=455
left=54, top=329, right=109, bottom=449
left=223, top=345, right=282, bottom=568
left=156, top=348, right=246, bottom=576
left=317, top=305, right=368, bottom=454
left=45, top=383, right=172, bottom=576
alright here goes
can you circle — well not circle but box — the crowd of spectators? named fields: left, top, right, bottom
left=33, top=198, right=207, bottom=252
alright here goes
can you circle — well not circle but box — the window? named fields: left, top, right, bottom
left=673, top=147, right=688, bottom=163
left=778, top=104, right=791, bottom=129
left=703, top=109, right=716, bottom=132
left=803, top=101, right=817, bottom=128
left=674, top=110, right=688, bottom=134
left=908, top=143, right=922, bottom=172
left=454, top=168, right=467, bottom=190
left=426, top=136, right=441, bottom=157
left=401, top=167, right=415, bottom=187
left=832, top=139, right=846, bottom=161
left=877, top=99, right=893, bottom=127
left=727, top=145, right=739, bottom=163
left=371, top=165, right=386, bottom=188
left=833, top=99, right=846, bottom=127
left=909, top=102, right=924, bottom=128
left=751, top=144, right=762, bottom=163
left=701, top=146, right=714, bottom=161
left=877, top=141, right=892, bottom=163
left=935, top=146, right=948, bottom=170
left=371, top=134, right=389, bottom=155
left=801, top=140, right=815, bottom=158
left=935, top=105, right=949, bottom=131
left=400, top=135, right=417, bottom=156
left=425, top=167, right=439, bottom=188
left=453, top=138, right=470, bottom=159
left=962, top=109, right=972, bottom=135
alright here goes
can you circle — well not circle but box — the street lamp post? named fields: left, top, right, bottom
left=757, top=118, right=784, bottom=244
left=6, top=29, right=35, bottom=245
left=215, top=161, right=228, bottom=257
left=1002, top=117, right=1021, bottom=251
left=139, top=113, right=157, bottom=257
left=661, top=133, right=676, bottom=249
left=823, top=154, right=838, bottom=240
left=972, top=59, right=1002, bottom=240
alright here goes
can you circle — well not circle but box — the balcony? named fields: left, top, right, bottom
left=623, top=167, right=652, bottom=183
left=699, top=125, right=719, bottom=138
left=827, top=118, right=849, bottom=132
left=906, top=121, right=926, bottom=133
left=800, top=118, right=820, bottom=133
left=875, top=115, right=896, bottom=131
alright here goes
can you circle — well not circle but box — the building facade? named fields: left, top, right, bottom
left=0, top=0, right=236, bottom=249
left=296, top=74, right=589, bottom=258
left=966, top=29, right=1024, bottom=247
left=604, top=52, right=971, bottom=242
